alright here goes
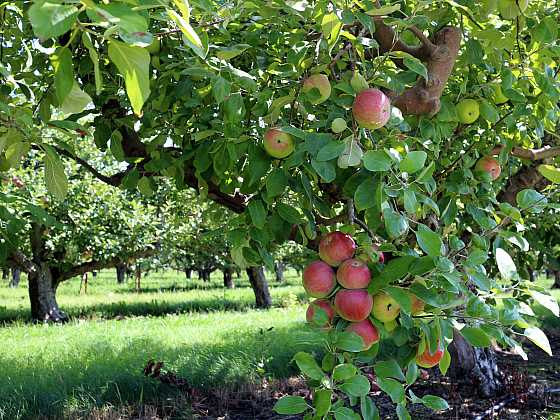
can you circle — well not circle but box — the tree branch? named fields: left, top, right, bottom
left=60, top=248, right=158, bottom=281
left=7, top=249, right=38, bottom=275
left=492, top=145, right=560, bottom=161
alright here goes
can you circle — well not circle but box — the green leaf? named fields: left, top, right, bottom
left=108, top=41, right=151, bottom=116
left=385, top=286, right=412, bottom=314
left=528, top=290, right=559, bottom=317
left=354, top=177, right=377, bottom=211
left=311, top=159, right=336, bottom=182
left=248, top=200, right=266, bottom=229
left=137, top=176, right=154, bottom=197
left=266, top=169, right=288, bottom=198
left=321, top=12, right=342, bottom=53
left=524, top=326, right=552, bottom=356
left=28, top=0, right=79, bottom=40
left=495, top=248, right=517, bottom=280
left=360, top=396, right=380, bottom=420
left=82, top=33, right=102, bottom=95
left=383, top=208, right=409, bottom=238
left=212, top=76, right=231, bottom=104
left=338, top=137, right=362, bottom=168
left=399, top=151, right=427, bottom=174
left=52, top=47, right=74, bottom=105
left=376, top=256, right=416, bottom=285
left=396, top=403, right=411, bottom=420
left=422, top=395, right=449, bottom=411
left=277, top=203, right=303, bottom=224
left=366, top=4, right=401, bottom=15
left=374, top=359, right=405, bottom=381
left=333, top=363, right=358, bottom=381
left=339, top=374, right=370, bottom=397
left=479, top=99, right=499, bottom=123
left=317, top=141, right=345, bottom=161
left=334, top=407, right=360, bottom=420
left=336, top=331, right=366, bottom=352
left=439, top=348, right=451, bottom=375
left=415, top=224, right=443, bottom=257
left=460, top=327, right=492, bottom=347
left=273, top=396, right=308, bottom=415
left=405, top=359, right=418, bottom=385
left=43, top=146, right=68, bottom=201
left=363, top=150, right=392, bottom=171
left=167, top=10, right=207, bottom=58
left=60, top=82, right=92, bottom=115
left=314, top=389, right=332, bottom=417
left=516, top=189, right=547, bottom=211
left=403, top=190, right=418, bottom=215
left=376, top=377, right=405, bottom=403
left=538, top=164, right=560, bottom=183
left=293, top=352, right=325, bottom=380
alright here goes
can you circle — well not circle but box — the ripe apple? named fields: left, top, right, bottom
left=334, top=289, right=373, bottom=322
left=346, top=319, right=379, bottom=350
left=498, top=0, right=529, bottom=19
left=336, top=258, right=371, bottom=289
left=491, top=84, right=509, bottom=104
left=306, top=299, right=336, bottom=326
left=371, top=292, right=400, bottom=322
left=350, top=71, right=369, bottom=93
left=416, top=343, right=444, bottom=368
left=302, top=74, right=331, bottom=104
left=319, top=231, right=356, bottom=267
left=146, top=37, right=161, bottom=54
left=352, top=88, right=391, bottom=130
left=331, top=118, right=347, bottom=133
left=456, top=99, right=480, bottom=124
left=302, top=260, right=336, bottom=298
left=410, top=293, right=425, bottom=315
left=263, top=128, right=295, bottom=159
left=475, top=156, right=501, bottom=180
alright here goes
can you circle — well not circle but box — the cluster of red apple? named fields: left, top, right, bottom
left=262, top=74, right=390, bottom=159
left=302, top=231, right=443, bottom=368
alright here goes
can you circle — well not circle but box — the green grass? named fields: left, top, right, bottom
left=0, top=269, right=324, bottom=419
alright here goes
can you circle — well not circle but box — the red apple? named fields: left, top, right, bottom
left=319, top=231, right=356, bottom=267
left=302, top=260, right=336, bottom=298
left=334, top=289, right=373, bottom=322
left=352, top=88, right=391, bottom=130
left=336, top=258, right=371, bottom=289
left=11, top=176, right=24, bottom=189
left=302, top=74, right=331, bottom=104
left=306, top=299, right=336, bottom=326
left=475, top=156, right=501, bottom=180
left=416, top=343, right=444, bottom=368
left=263, top=128, right=295, bottom=159
left=346, top=319, right=379, bottom=350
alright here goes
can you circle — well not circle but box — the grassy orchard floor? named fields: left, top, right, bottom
left=0, top=269, right=325, bottom=419
left=0, top=271, right=559, bottom=419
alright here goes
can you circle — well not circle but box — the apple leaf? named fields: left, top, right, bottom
left=524, top=326, right=552, bottom=356
left=538, top=164, right=560, bottom=184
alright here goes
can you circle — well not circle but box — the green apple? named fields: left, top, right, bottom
left=302, top=74, right=331, bottom=104
left=263, top=128, right=295, bottom=159
left=371, top=292, right=400, bottom=322
left=456, top=99, right=480, bottom=124
left=498, top=0, right=529, bottom=19
left=331, top=118, right=347, bottom=133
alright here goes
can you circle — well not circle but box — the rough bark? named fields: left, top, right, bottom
left=116, top=263, right=127, bottom=284
left=28, top=262, right=68, bottom=323
left=10, top=268, right=20, bottom=288
left=553, top=270, right=560, bottom=289
left=223, top=268, right=234, bottom=289
left=275, top=261, right=285, bottom=283
left=246, top=266, right=272, bottom=309
left=448, top=329, right=502, bottom=397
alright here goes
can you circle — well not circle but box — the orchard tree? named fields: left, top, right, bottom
left=1, top=0, right=560, bottom=415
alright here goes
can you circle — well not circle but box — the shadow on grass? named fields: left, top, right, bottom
left=113, top=281, right=300, bottom=295
left=0, top=323, right=323, bottom=420
left=0, top=292, right=309, bottom=326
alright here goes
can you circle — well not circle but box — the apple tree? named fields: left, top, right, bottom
left=2, top=0, right=560, bottom=415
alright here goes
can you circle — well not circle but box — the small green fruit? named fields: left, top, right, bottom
left=350, top=71, right=369, bottom=93
left=456, top=99, right=480, bottom=124
left=331, top=118, right=347, bottom=133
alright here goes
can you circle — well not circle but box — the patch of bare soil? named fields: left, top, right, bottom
left=139, top=333, right=560, bottom=420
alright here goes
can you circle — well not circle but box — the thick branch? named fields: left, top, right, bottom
left=8, top=249, right=38, bottom=275
left=492, top=145, right=560, bottom=161
left=60, top=248, right=158, bottom=281
left=371, top=16, right=462, bottom=116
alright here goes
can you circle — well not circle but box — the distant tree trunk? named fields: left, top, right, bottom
left=201, top=270, right=210, bottom=282
left=448, top=329, right=502, bottom=397
left=275, top=261, right=285, bottom=282
left=116, top=263, right=127, bottom=284
left=9, top=268, right=20, bottom=288
left=552, top=270, right=560, bottom=289
left=223, top=268, right=234, bottom=289
left=135, top=266, right=141, bottom=291
left=28, top=262, right=68, bottom=323
left=236, top=270, right=241, bottom=279
left=528, top=268, right=536, bottom=282
left=79, top=272, right=88, bottom=294
left=2, top=268, right=8, bottom=280
left=246, top=266, right=272, bottom=309
left=184, top=268, right=191, bottom=279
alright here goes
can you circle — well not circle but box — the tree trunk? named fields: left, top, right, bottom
left=448, top=329, right=502, bottom=397
left=552, top=270, right=560, bottom=289
left=528, top=268, right=536, bottom=282
left=9, top=268, right=20, bottom=288
left=2, top=268, right=8, bottom=280
left=275, top=261, right=285, bottom=282
left=28, top=262, right=68, bottom=323
left=202, top=270, right=210, bottom=282
left=185, top=268, right=192, bottom=279
left=135, top=266, right=141, bottom=291
left=116, top=263, right=127, bottom=284
left=223, top=268, right=234, bottom=289
left=246, top=266, right=272, bottom=309
left=79, top=272, right=88, bottom=294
